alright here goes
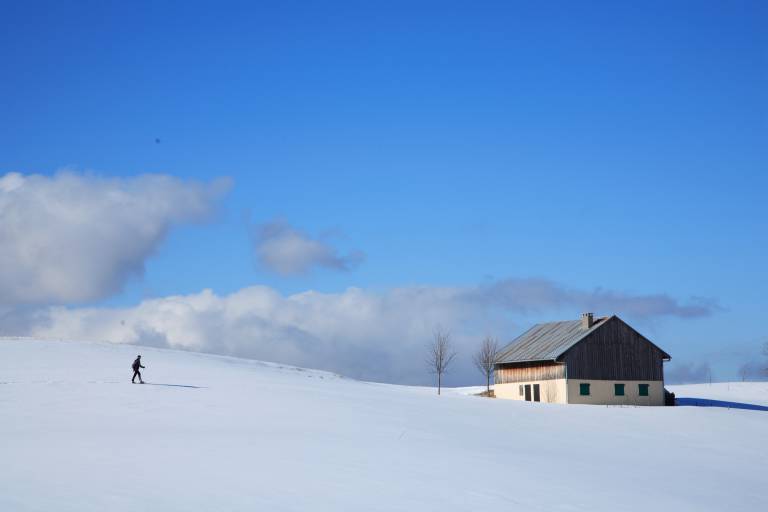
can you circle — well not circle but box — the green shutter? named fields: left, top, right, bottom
left=579, top=383, right=590, bottom=396
left=614, top=383, right=625, bottom=396
left=639, top=384, right=649, bottom=396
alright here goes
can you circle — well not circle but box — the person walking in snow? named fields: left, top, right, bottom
left=132, top=355, right=145, bottom=384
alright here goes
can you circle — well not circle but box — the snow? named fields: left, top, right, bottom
left=2, top=340, right=766, bottom=511
left=669, top=382, right=768, bottom=408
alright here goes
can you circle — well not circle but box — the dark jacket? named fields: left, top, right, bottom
left=132, top=358, right=145, bottom=371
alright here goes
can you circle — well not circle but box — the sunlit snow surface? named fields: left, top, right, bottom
left=2, top=340, right=766, bottom=511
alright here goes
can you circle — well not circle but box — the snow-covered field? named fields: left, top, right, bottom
left=669, top=382, right=768, bottom=408
left=2, top=340, right=766, bottom=511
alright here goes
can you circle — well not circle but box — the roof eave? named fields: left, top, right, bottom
left=496, top=358, right=561, bottom=365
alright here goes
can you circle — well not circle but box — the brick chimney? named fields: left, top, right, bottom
left=581, top=312, right=594, bottom=329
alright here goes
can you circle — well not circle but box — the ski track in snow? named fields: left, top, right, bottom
left=1, top=339, right=767, bottom=512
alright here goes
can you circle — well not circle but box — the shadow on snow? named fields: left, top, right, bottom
left=142, top=383, right=205, bottom=389
left=675, top=397, right=768, bottom=412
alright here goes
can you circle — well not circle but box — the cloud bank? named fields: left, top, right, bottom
left=0, top=171, right=229, bottom=306
left=665, top=362, right=714, bottom=384
left=0, top=171, right=717, bottom=384
left=253, top=219, right=364, bottom=276
left=14, top=279, right=718, bottom=385
left=469, top=279, right=718, bottom=318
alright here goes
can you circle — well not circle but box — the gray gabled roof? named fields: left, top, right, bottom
left=496, top=316, right=609, bottom=364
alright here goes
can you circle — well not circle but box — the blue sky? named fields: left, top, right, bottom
left=1, top=1, right=766, bottom=383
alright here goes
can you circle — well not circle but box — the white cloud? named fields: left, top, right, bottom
left=0, top=170, right=230, bottom=305
left=253, top=219, right=364, bottom=276
left=24, top=286, right=464, bottom=384
left=18, top=279, right=719, bottom=385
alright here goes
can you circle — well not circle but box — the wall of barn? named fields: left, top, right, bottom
left=494, top=379, right=567, bottom=404
left=565, top=379, right=664, bottom=406
left=494, top=361, right=565, bottom=384
left=563, top=316, right=666, bottom=381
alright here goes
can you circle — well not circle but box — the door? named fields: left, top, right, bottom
left=524, top=384, right=531, bottom=401
left=533, top=384, right=541, bottom=402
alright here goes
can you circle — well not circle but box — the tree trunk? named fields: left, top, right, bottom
left=438, top=373, right=441, bottom=395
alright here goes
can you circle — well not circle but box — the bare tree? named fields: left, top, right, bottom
left=473, top=336, right=499, bottom=395
left=426, top=328, right=457, bottom=395
left=739, top=365, right=749, bottom=382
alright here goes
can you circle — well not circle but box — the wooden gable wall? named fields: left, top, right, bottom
left=561, top=316, right=665, bottom=381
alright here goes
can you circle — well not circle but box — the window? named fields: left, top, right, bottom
left=579, top=383, right=590, bottom=396
left=638, top=384, right=649, bottom=397
left=519, top=385, right=524, bottom=396
left=614, top=383, right=625, bottom=396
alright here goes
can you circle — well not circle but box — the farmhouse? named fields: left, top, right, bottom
left=494, top=313, right=671, bottom=405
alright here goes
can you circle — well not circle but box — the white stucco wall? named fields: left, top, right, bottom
left=494, top=379, right=567, bottom=404
left=566, top=380, right=664, bottom=406
left=495, top=379, right=665, bottom=406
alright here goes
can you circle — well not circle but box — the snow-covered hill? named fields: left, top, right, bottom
left=2, top=340, right=766, bottom=511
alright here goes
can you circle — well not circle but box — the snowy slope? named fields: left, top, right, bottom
left=2, top=340, right=766, bottom=512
